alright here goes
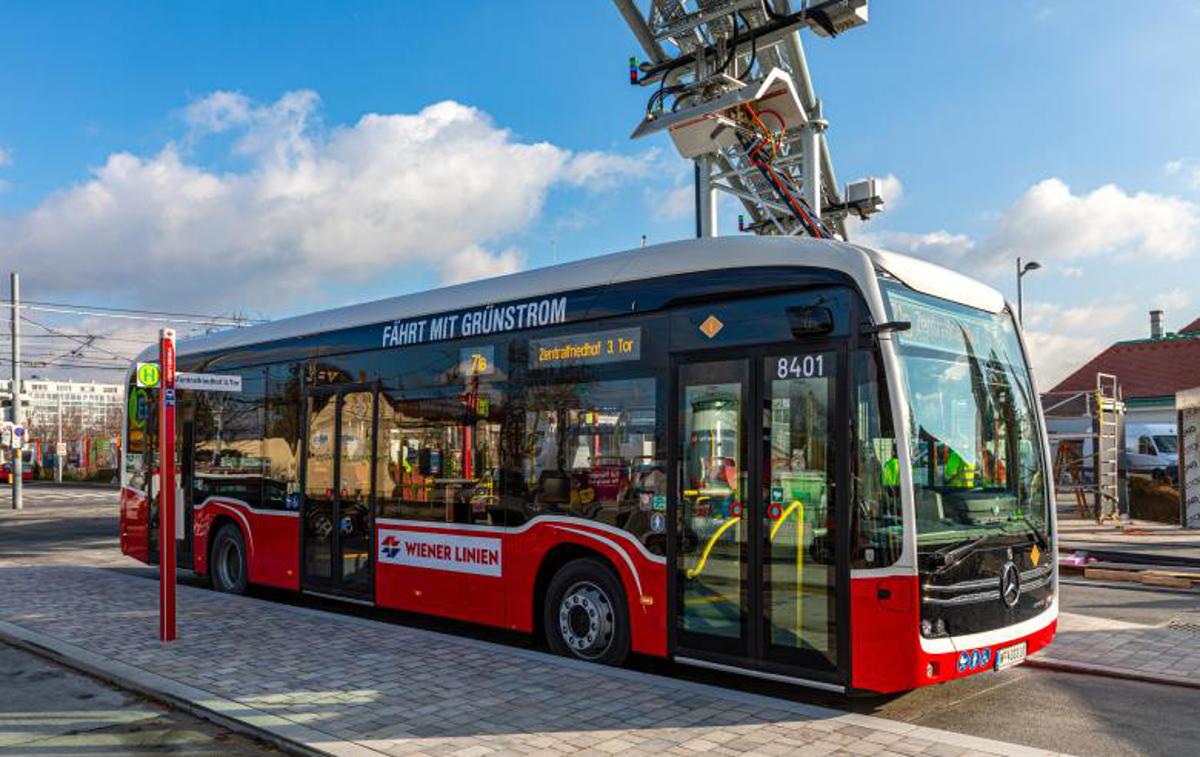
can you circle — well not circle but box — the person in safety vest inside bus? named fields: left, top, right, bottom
left=941, top=442, right=975, bottom=488
left=881, top=444, right=901, bottom=488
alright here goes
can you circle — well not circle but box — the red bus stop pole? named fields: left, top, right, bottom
left=158, top=328, right=177, bottom=642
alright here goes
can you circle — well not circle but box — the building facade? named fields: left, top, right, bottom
left=0, top=379, right=125, bottom=475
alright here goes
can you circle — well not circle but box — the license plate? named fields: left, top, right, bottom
left=994, top=642, right=1027, bottom=670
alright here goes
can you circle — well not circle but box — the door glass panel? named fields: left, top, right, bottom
left=303, top=394, right=337, bottom=581
left=762, top=352, right=837, bottom=668
left=338, top=391, right=374, bottom=592
left=678, top=360, right=748, bottom=652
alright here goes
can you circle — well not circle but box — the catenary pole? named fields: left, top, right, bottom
left=10, top=273, right=22, bottom=510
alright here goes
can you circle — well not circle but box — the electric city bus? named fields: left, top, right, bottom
left=119, top=236, right=1056, bottom=694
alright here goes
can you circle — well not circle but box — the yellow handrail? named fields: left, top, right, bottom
left=770, top=499, right=804, bottom=541
left=686, top=515, right=741, bottom=579
left=768, top=499, right=806, bottom=646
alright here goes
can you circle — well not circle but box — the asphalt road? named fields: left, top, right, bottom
left=0, top=642, right=280, bottom=756
left=4, top=483, right=1200, bottom=756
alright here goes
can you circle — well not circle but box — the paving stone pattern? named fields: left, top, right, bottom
left=0, top=566, right=1058, bottom=757
left=1033, top=611, right=1200, bottom=685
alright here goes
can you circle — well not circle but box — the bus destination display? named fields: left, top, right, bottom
left=529, top=327, right=641, bottom=369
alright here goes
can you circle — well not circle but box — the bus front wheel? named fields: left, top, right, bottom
left=210, top=524, right=248, bottom=595
left=544, top=558, right=630, bottom=666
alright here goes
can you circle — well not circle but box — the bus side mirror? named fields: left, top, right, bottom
left=787, top=306, right=835, bottom=338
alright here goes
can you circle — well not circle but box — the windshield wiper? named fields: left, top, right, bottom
left=927, top=519, right=1042, bottom=579
left=928, top=533, right=993, bottom=577
left=1015, top=513, right=1048, bottom=551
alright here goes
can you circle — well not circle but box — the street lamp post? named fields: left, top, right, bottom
left=1016, top=257, right=1042, bottom=324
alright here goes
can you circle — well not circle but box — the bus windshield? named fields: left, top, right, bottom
left=884, top=285, right=1049, bottom=552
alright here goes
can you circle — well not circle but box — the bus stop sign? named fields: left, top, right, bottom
left=136, top=362, right=161, bottom=388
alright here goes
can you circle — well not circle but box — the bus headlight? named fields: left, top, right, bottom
left=921, top=618, right=948, bottom=637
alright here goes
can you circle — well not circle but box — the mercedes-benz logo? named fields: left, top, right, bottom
left=1000, top=561, right=1021, bottom=608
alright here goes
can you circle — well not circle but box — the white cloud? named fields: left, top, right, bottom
left=1024, top=329, right=1108, bottom=388
left=1163, top=158, right=1200, bottom=190
left=646, top=185, right=694, bottom=222
left=853, top=176, right=1200, bottom=385
left=0, top=91, right=648, bottom=310
left=437, top=244, right=525, bottom=286
left=875, top=173, right=904, bottom=210
left=561, top=149, right=655, bottom=190
left=1050, top=303, right=1134, bottom=333
left=1020, top=301, right=1138, bottom=387
left=1154, top=286, right=1190, bottom=313
left=981, top=178, right=1200, bottom=268
left=856, top=229, right=975, bottom=260
left=183, top=90, right=255, bottom=135
left=862, top=178, right=1200, bottom=274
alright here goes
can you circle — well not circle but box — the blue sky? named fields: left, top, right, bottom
left=2, top=1, right=1199, bottom=384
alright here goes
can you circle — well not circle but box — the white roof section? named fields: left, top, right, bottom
left=859, top=246, right=1006, bottom=315
left=140, top=236, right=1005, bottom=362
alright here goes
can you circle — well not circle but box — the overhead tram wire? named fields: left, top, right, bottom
left=0, top=359, right=130, bottom=372
left=3, top=303, right=252, bottom=327
left=0, top=299, right=265, bottom=327
left=0, top=333, right=156, bottom=344
left=21, top=315, right=132, bottom=360
left=19, top=299, right=267, bottom=322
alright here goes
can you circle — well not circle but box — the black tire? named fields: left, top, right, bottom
left=210, top=524, right=248, bottom=595
left=544, top=557, right=630, bottom=666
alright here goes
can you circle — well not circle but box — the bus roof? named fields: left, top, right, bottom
left=141, top=236, right=1004, bottom=361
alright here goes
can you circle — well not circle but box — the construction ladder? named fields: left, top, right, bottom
left=1094, top=373, right=1123, bottom=523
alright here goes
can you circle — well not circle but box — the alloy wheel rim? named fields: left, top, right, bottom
left=558, top=580, right=615, bottom=659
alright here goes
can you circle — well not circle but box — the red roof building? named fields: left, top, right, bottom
left=1049, top=314, right=1200, bottom=420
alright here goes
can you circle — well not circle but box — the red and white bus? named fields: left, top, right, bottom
left=120, top=236, right=1056, bottom=694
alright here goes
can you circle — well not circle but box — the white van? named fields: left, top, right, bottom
left=1123, top=423, right=1178, bottom=481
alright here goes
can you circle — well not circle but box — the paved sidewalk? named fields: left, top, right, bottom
left=1057, top=513, right=1200, bottom=565
left=1029, top=610, right=1200, bottom=689
left=0, top=566, right=1061, bottom=757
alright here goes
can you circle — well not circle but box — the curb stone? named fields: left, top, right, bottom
left=1025, top=655, right=1200, bottom=691
left=0, top=621, right=375, bottom=757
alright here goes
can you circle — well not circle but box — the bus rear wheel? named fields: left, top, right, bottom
left=544, top=558, right=630, bottom=666
left=210, top=524, right=248, bottom=595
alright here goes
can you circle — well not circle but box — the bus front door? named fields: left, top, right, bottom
left=673, top=349, right=846, bottom=689
left=301, top=386, right=377, bottom=601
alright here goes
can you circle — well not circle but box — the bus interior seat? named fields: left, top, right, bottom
left=535, top=470, right=571, bottom=508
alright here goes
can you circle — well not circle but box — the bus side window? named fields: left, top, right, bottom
left=374, top=386, right=504, bottom=527
left=852, top=350, right=902, bottom=569
left=518, top=377, right=665, bottom=554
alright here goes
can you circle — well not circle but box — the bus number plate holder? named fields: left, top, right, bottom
left=994, top=642, right=1027, bottom=671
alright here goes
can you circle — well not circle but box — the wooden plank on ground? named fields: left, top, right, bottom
left=1083, top=567, right=1143, bottom=583
left=1139, top=572, right=1195, bottom=589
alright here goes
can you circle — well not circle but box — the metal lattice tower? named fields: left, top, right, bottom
left=614, top=0, right=883, bottom=239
